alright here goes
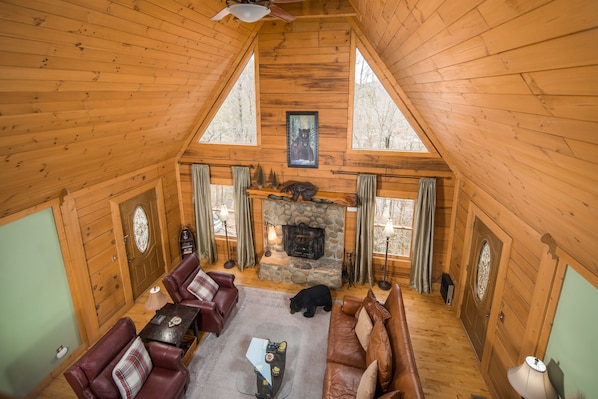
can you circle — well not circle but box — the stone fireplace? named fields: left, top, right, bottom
left=259, top=200, right=344, bottom=289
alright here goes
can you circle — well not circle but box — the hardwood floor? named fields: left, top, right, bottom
left=37, top=260, right=492, bottom=399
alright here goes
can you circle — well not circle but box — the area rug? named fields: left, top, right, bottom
left=185, top=286, right=332, bottom=398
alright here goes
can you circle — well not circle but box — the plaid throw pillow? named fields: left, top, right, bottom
left=112, top=337, right=153, bottom=399
left=187, top=269, right=219, bottom=301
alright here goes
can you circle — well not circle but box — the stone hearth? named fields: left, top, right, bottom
left=259, top=252, right=342, bottom=290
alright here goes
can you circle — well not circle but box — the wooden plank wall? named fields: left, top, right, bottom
left=348, top=1, right=597, bottom=397
left=179, top=17, right=455, bottom=285
left=60, top=161, right=182, bottom=343
left=350, top=0, right=598, bottom=275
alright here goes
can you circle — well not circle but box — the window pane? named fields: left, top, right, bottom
left=199, top=55, right=257, bottom=145
left=352, top=49, right=428, bottom=152
left=210, top=185, right=236, bottom=237
left=374, top=197, right=414, bottom=257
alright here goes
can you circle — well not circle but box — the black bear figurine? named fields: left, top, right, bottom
left=289, top=284, right=333, bottom=318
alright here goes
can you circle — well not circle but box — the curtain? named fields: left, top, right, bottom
left=354, top=174, right=377, bottom=286
left=192, top=164, right=217, bottom=264
left=410, top=178, right=437, bottom=294
left=232, top=166, right=256, bottom=270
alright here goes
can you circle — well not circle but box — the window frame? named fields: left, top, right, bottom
left=194, top=41, right=261, bottom=147
left=347, top=34, right=437, bottom=156
left=373, top=196, right=416, bottom=259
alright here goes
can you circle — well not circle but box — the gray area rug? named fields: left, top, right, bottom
left=185, top=286, right=332, bottom=398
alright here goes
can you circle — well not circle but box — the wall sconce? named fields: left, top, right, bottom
left=378, top=218, right=395, bottom=291
left=219, top=204, right=235, bottom=269
left=507, top=356, right=558, bottom=399
left=145, top=286, right=168, bottom=311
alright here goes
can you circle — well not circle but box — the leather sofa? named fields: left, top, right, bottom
left=323, top=284, right=425, bottom=399
left=163, top=254, right=239, bottom=336
left=64, top=317, right=189, bottom=399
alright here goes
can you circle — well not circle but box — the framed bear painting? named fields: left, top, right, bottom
left=286, top=111, right=318, bottom=168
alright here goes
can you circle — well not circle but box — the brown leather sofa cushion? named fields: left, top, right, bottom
left=322, top=362, right=364, bottom=398
left=326, top=302, right=367, bottom=368
left=365, top=320, right=393, bottom=393
left=360, top=290, right=391, bottom=324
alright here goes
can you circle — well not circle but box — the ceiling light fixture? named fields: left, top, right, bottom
left=226, top=0, right=271, bottom=23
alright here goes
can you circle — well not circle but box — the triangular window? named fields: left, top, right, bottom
left=199, top=54, right=257, bottom=145
left=352, top=48, right=428, bottom=152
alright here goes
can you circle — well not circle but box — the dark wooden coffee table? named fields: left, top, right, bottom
left=139, top=303, right=200, bottom=348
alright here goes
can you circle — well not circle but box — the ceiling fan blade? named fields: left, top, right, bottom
left=269, top=4, right=296, bottom=22
left=271, top=0, right=304, bottom=3
left=210, top=7, right=231, bottom=21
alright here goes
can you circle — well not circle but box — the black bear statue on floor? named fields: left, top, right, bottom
left=289, top=284, right=333, bottom=318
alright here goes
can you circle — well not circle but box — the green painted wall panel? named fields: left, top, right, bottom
left=545, top=266, right=598, bottom=399
left=0, top=208, right=80, bottom=397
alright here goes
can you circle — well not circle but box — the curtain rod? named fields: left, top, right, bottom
left=179, top=162, right=255, bottom=169
left=331, top=170, right=447, bottom=179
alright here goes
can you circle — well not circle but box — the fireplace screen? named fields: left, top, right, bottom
left=282, top=223, right=325, bottom=260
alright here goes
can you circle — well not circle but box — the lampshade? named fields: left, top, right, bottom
left=228, top=4, right=270, bottom=23
left=507, top=356, right=558, bottom=399
left=145, top=286, right=168, bottom=311
left=220, top=204, right=229, bottom=222
left=267, top=224, right=277, bottom=242
left=384, top=219, right=395, bottom=238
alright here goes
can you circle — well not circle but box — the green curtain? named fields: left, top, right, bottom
left=354, top=174, right=377, bottom=286
left=232, top=166, right=256, bottom=270
left=192, top=164, right=217, bottom=264
left=410, top=178, right=436, bottom=294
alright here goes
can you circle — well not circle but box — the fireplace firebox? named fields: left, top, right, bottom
left=282, top=223, right=325, bottom=260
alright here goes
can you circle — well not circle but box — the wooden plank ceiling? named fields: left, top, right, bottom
left=0, top=0, right=597, bottom=271
left=349, top=0, right=598, bottom=272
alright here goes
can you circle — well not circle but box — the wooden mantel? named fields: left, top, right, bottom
left=246, top=186, right=358, bottom=207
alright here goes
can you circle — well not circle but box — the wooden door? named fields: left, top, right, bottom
left=119, top=189, right=165, bottom=299
left=460, top=217, right=503, bottom=360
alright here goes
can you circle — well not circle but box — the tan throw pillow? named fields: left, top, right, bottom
left=355, top=307, right=374, bottom=350
left=366, top=320, right=393, bottom=392
left=356, top=360, right=378, bottom=399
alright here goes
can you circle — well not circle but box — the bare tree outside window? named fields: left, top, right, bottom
left=211, top=185, right=236, bottom=237
left=352, top=49, right=427, bottom=152
left=199, top=55, right=257, bottom=145
left=374, top=197, right=414, bottom=257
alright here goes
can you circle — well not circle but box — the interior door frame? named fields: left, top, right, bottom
left=110, top=179, right=171, bottom=306
left=455, top=202, right=512, bottom=371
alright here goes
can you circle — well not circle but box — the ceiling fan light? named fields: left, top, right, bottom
left=228, top=4, right=271, bottom=23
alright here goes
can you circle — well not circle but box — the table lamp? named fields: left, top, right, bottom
left=507, top=356, right=558, bottom=399
left=145, top=286, right=168, bottom=311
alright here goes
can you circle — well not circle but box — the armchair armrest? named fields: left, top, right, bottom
left=341, top=295, right=363, bottom=316
left=146, top=342, right=185, bottom=371
left=179, top=299, right=223, bottom=318
left=207, top=271, right=236, bottom=288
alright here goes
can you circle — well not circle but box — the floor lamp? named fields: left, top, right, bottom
left=378, top=218, right=395, bottom=290
left=220, top=204, right=235, bottom=269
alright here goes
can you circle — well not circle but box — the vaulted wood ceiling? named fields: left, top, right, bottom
left=1, top=0, right=596, bottom=272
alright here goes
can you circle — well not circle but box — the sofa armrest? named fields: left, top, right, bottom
left=341, top=295, right=363, bottom=316
left=146, top=342, right=185, bottom=371
left=207, top=271, right=236, bottom=288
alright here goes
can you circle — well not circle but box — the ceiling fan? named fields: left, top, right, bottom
left=211, top=0, right=304, bottom=23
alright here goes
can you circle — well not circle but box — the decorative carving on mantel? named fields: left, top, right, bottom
left=246, top=186, right=358, bottom=207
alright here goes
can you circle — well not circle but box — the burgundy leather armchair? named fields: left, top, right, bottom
left=163, top=254, right=239, bottom=336
left=64, top=317, right=189, bottom=399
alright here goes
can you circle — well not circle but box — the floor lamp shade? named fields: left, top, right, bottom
left=145, top=286, right=168, bottom=311
left=507, top=356, right=558, bottom=399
